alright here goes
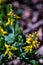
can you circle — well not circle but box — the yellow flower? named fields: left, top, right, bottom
left=4, top=48, right=9, bottom=55
left=7, top=11, right=13, bottom=16
left=4, top=43, right=10, bottom=55
left=5, top=18, right=11, bottom=26
left=5, top=43, right=10, bottom=48
left=0, top=26, right=3, bottom=31
left=0, top=26, right=8, bottom=36
left=6, top=11, right=20, bottom=26
left=7, top=10, right=20, bottom=19
left=23, top=33, right=39, bottom=53
left=30, top=45, right=33, bottom=53
left=0, top=0, right=6, bottom=4
left=4, top=43, right=18, bottom=58
left=23, top=45, right=33, bottom=53
left=32, top=40, right=38, bottom=49
left=23, top=46, right=30, bottom=52
left=9, top=51, right=13, bottom=59
left=14, top=14, right=20, bottom=19
left=26, top=38, right=32, bottom=44
left=23, top=46, right=30, bottom=49
left=30, top=48, right=32, bottom=53
left=4, top=48, right=12, bottom=59
left=32, top=41, right=38, bottom=45
left=33, top=45, right=37, bottom=49
left=11, top=18, right=14, bottom=25
left=11, top=46, right=18, bottom=51
left=3, top=31, right=7, bottom=35
left=5, top=17, right=14, bottom=26
left=0, top=0, right=3, bottom=4
left=30, top=45, right=32, bottom=49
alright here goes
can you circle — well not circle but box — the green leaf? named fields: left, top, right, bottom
left=15, top=23, right=21, bottom=34
left=7, top=4, right=12, bottom=13
left=30, top=60, right=38, bottom=65
left=13, top=42, right=18, bottom=47
left=19, top=53, right=26, bottom=59
left=40, top=56, right=43, bottom=59
left=4, top=33, right=15, bottom=44
left=15, top=23, right=19, bottom=33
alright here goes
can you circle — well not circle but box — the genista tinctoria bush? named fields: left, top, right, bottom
left=0, top=0, right=40, bottom=65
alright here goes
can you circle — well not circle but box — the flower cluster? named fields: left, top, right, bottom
left=0, top=26, right=8, bottom=36
left=23, top=32, right=39, bottom=53
left=4, top=43, right=18, bottom=59
left=6, top=9, right=20, bottom=26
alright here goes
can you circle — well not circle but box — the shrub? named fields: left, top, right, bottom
left=0, top=0, right=40, bottom=65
